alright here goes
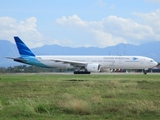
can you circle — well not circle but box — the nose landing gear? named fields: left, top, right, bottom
left=143, top=69, right=147, bottom=75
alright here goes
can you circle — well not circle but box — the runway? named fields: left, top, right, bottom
left=37, top=72, right=160, bottom=75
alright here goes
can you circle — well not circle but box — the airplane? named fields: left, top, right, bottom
left=6, top=36, right=158, bottom=74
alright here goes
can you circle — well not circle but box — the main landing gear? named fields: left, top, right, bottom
left=74, top=71, right=91, bottom=74
left=74, top=67, right=91, bottom=74
left=143, top=69, right=147, bottom=75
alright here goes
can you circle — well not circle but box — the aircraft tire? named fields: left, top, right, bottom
left=74, top=71, right=91, bottom=74
left=143, top=69, right=147, bottom=75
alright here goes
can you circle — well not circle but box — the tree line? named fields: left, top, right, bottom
left=0, top=65, right=73, bottom=73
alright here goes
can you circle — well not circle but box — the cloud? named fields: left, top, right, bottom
left=101, top=16, right=154, bottom=44
left=0, top=16, right=74, bottom=48
left=0, top=17, right=43, bottom=48
left=56, top=15, right=126, bottom=47
left=133, top=9, right=160, bottom=40
left=2, top=9, right=160, bottom=48
left=56, top=15, right=87, bottom=28
left=56, top=12, right=159, bottom=47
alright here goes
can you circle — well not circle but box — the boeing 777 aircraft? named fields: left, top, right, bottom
left=7, top=36, right=158, bottom=74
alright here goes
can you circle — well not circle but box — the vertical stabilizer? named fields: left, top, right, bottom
left=14, top=36, right=35, bottom=57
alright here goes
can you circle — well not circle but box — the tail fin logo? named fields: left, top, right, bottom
left=14, top=37, right=35, bottom=57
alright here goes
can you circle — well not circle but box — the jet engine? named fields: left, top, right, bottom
left=86, top=63, right=101, bottom=72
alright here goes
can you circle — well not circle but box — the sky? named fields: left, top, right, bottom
left=0, top=0, right=160, bottom=48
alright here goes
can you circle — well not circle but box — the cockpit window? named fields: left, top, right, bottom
left=150, top=60, right=153, bottom=62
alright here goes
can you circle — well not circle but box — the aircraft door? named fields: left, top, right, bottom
left=140, top=58, right=144, bottom=65
left=118, top=59, right=123, bottom=68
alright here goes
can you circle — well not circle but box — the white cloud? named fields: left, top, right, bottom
left=91, top=29, right=126, bottom=47
left=133, top=9, right=160, bottom=40
left=0, top=17, right=43, bottom=48
left=101, top=16, right=154, bottom=43
left=56, top=15, right=87, bottom=28
left=56, top=15, right=126, bottom=47
left=56, top=13, right=159, bottom=47
left=2, top=9, right=160, bottom=49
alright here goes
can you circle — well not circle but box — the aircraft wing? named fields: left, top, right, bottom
left=51, top=59, right=87, bottom=67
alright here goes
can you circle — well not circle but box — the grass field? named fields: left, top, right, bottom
left=0, top=73, right=160, bottom=120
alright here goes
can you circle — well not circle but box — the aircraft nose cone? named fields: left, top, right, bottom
left=155, top=61, right=158, bottom=66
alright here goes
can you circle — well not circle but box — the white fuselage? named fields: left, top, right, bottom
left=35, top=55, right=157, bottom=70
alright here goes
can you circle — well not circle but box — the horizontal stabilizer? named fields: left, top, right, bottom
left=6, top=57, right=27, bottom=63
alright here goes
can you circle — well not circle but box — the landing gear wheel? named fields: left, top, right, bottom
left=143, top=69, right=147, bottom=75
left=74, top=71, right=91, bottom=74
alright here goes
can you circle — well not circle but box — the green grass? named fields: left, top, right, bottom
left=0, top=73, right=160, bottom=120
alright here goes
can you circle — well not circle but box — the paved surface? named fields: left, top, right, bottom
left=36, top=72, right=160, bottom=75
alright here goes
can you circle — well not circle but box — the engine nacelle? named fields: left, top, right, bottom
left=86, top=63, right=101, bottom=72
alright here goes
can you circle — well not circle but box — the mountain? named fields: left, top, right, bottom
left=0, top=40, right=19, bottom=67
left=0, top=40, right=160, bottom=67
left=32, top=42, right=160, bottom=62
